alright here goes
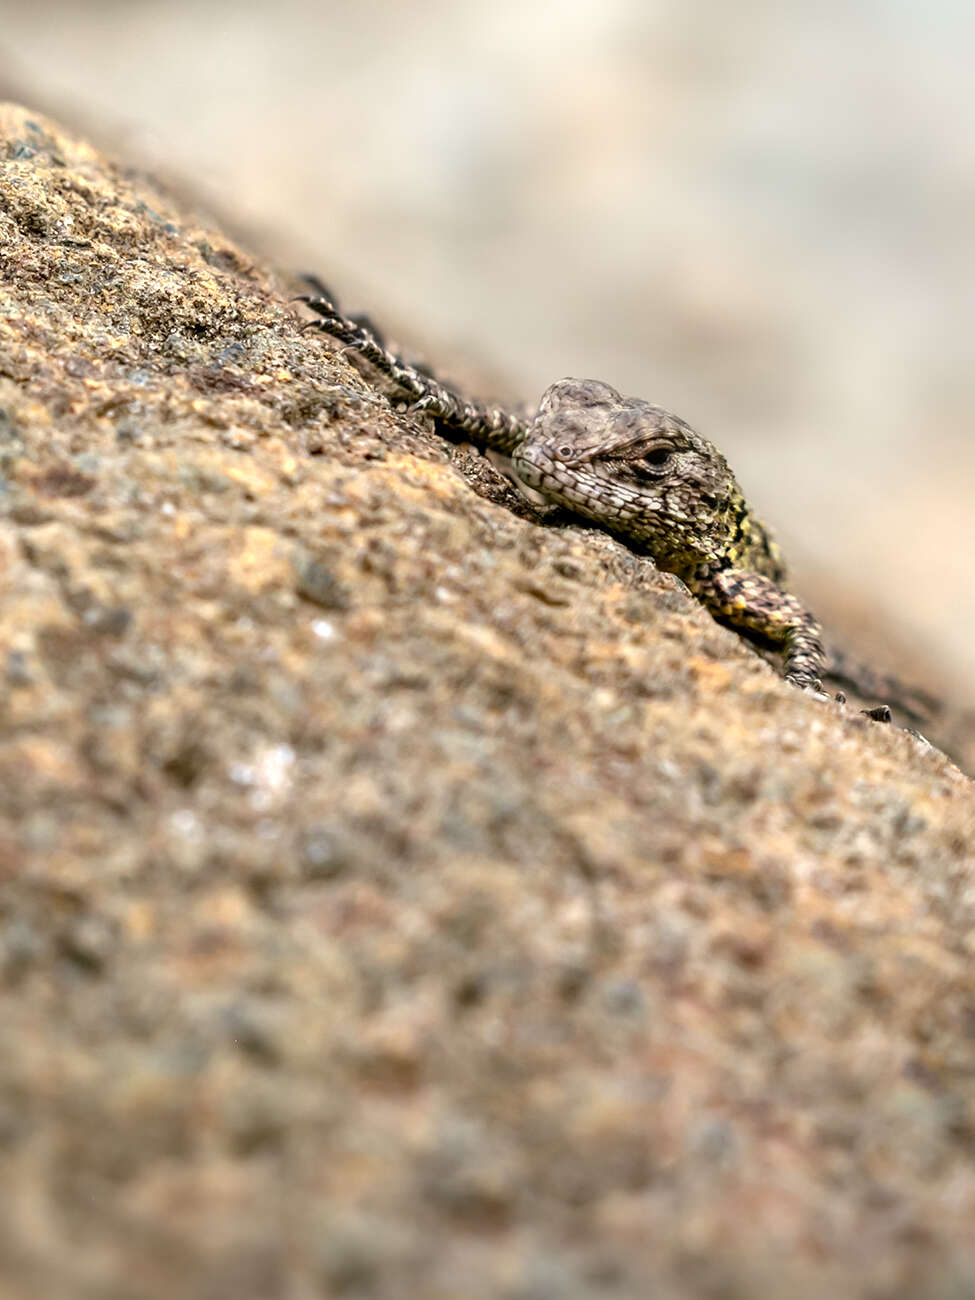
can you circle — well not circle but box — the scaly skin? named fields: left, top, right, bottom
left=302, top=287, right=933, bottom=703
left=515, top=377, right=825, bottom=689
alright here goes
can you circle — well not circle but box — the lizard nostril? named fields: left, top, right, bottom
left=556, top=444, right=573, bottom=459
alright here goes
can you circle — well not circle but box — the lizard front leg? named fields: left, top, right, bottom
left=697, top=567, right=826, bottom=691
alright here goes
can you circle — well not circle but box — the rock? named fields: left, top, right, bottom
left=1, top=103, right=974, bottom=1300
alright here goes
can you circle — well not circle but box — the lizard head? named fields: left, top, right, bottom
left=511, top=378, right=751, bottom=571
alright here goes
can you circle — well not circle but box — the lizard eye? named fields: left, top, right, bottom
left=643, top=445, right=673, bottom=468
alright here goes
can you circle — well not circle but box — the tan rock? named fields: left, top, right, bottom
left=1, top=103, right=974, bottom=1300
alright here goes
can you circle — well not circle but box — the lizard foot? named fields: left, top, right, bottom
left=786, top=673, right=827, bottom=698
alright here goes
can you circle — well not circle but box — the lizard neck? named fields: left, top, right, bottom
left=720, top=497, right=789, bottom=584
left=672, top=497, right=788, bottom=591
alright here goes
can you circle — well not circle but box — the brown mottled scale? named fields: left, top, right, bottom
left=514, top=378, right=826, bottom=689
left=302, top=290, right=933, bottom=709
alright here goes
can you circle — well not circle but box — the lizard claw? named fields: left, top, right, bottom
left=861, top=704, right=893, bottom=724
left=786, top=673, right=825, bottom=695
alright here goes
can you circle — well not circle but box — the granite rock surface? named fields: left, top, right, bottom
left=1, top=105, right=975, bottom=1300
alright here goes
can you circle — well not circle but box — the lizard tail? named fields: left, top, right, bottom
left=298, top=281, right=526, bottom=456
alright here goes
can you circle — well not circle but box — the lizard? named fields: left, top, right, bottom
left=299, top=282, right=938, bottom=721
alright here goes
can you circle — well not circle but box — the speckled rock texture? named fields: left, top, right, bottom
left=1, top=105, right=975, bottom=1300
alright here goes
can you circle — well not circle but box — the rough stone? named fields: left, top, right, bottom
left=1, top=104, right=975, bottom=1300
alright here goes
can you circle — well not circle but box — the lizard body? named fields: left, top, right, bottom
left=302, top=287, right=932, bottom=710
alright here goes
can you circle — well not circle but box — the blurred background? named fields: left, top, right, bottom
left=3, top=0, right=973, bottom=700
